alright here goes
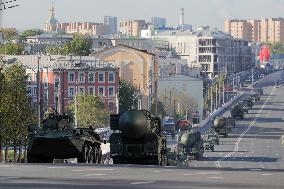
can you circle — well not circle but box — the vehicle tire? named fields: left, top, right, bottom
left=88, top=146, right=94, bottom=163
left=78, top=144, right=89, bottom=163
left=211, top=146, right=214, bottom=152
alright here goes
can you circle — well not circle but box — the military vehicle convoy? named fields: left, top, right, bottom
left=109, top=109, right=167, bottom=165
left=212, top=116, right=233, bottom=137
left=231, top=104, right=245, bottom=119
left=27, top=114, right=103, bottom=163
left=175, top=130, right=204, bottom=160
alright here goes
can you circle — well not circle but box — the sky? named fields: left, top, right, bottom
left=1, top=0, right=284, bottom=31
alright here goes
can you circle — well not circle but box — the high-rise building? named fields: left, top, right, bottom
left=225, top=18, right=284, bottom=43
left=151, top=17, right=166, bottom=29
left=119, top=20, right=148, bottom=37
left=224, top=19, right=252, bottom=42
left=104, top=16, right=118, bottom=35
left=260, top=18, right=284, bottom=44
left=180, top=8, right=184, bottom=26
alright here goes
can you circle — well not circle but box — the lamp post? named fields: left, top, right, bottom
left=74, top=80, right=78, bottom=128
left=37, top=55, right=41, bottom=128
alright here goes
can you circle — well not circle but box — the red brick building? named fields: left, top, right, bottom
left=4, top=55, right=119, bottom=114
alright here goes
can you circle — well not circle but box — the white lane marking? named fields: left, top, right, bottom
left=153, top=170, right=173, bottom=173
left=262, top=174, right=272, bottom=176
left=130, top=181, right=155, bottom=185
left=196, top=172, right=221, bottom=175
left=250, top=168, right=262, bottom=171
left=184, top=173, right=194, bottom=176
left=84, top=174, right=106, bottom=176
left=72, top=168, right=115, bottom=172
left=207, top=177, right=224, bottom=179
left=215, top=88, right=276, bottom=168
left=0, top=165, right=14, bottom=168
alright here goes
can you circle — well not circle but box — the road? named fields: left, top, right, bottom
left=0, top=71, right=284, bottom=189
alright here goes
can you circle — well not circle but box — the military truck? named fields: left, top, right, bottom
left=212, top=116, right=231, bottom=137
left=175, top=130, right=204, bottom=160
left=203, top=129, right=219, bottom=152
left=243, top=96, right=254, bottom=108
left=251, top=93, right=261, bottom=102
left=227, top=117, right=236, bottom=128
left=237, top=101, right=249, bottom=114
left=254, top=88, right=264, bottom=95
left=109, top=109, right=167, bottom=165
left=27, top=114, right=103, bottom=163
left=231, top=104, right=245, bottom=119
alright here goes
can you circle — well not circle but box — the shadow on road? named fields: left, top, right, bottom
left=202, top=156, right=278, bottom=162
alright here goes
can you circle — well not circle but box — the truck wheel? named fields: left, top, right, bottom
left=211, top=147, right=214, bottom=152
left=87, top=146, right=94, bottom=163
left=78, top=144, right=89, bottom=163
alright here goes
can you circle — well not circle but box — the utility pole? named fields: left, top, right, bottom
left=251, top=67, right=254, bottom=94
left=37, top=56, right=41, bottom=128
left=74, top=80, right=78, bottom=128
left=210, top=85, right=213, bottom=112
left=222, top=80, right=225, bottom=105
left=218, top=81, right=221, bottom=106
left=215, top=83, right=218, bottom=109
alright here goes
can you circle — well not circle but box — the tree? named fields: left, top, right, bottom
left=0, top=43, right=23, bottom=55
left=47, top=34, right=92, bottom=56
left=0, top=60, right=4, bottom=162
left=19, top=29, right=43, bottom=42
left=68, top=94, right=110, bottom=128
left=0, top=64, right=36, bottom=162
left=119, top=79, right=139, bottom=113
left=0, top=28, right=18, bottom=41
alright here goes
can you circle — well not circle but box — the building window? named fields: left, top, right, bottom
left=108, top=72, right=115, bottom=82
left=98, top=72, right=104, bottom=83
left=79, top=73, right=85, bottom=83
left=33, top=87, right=37, bottom=96
left=27, top=87, right=32, bottom=95
left=69, top=73, right=75, bottom=83
left=89, top=73, right=94, bottom=83
left=79, top=87, right=85, bottom=94
left=108, top=87, right=115, bottom=97
left=89, top=87, right=94, bottom=95
left=108, top=102, right=114, bottom=111
left=54, top=76, right=59, bottom=90
left=44, top=92, right=48, bottom=102
left=69, top=87, right=74, bottom=97
left=44, top=76, right=48, bottom=88
left=98, top=86, right=105, bottom=96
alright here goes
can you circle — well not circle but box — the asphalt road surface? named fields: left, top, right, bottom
left=0, top=71, right=284, bottom=189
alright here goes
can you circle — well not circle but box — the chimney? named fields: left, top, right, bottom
left=180, top=8, right=184, bottom=26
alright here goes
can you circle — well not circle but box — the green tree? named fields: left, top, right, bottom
left=47, top=34, right=92, bottom=56
left=0, top=64, right=35, bottom=162
left=0, top=28, right=18, bottom=41
left=19, top=29, right=43, bottom=42
left=0, top=60, right=5, bottom=162
left=119, top=79, right=139, bottom=113
left=0, top=43, right=23, bottom=55
left=68, top=94, right=110, bottom=128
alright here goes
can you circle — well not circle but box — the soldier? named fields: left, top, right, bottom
left=43, top=107, right=58, bottom=130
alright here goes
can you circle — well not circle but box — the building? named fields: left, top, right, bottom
left=45, top=5, right=58, bottom=32
left=270, top=54, right=284, bottom=69
left=104, top=16, right=118, bottom=35
left=93, top=45, right=158, bottom=110
left=3, top=55, right=119, bottom=114
left=45, top=5, right=106, bottom=35
left=260, top=18, right=284, bottom=44
left=225, top=18, right=284, bottom=43
left=158, top=75, right=204, bottom=122
left=119, top=20, right=148, bottom=37
left=224, top=19, right=252, bottom=42
left=153, top=27, right=253, bottom=78
left=151, top=17, right=166, bottom=29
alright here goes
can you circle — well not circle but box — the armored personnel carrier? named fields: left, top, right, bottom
left=231, top=104, right=245, bottom=119
left=109, top=109, right=167, bottom=165
left=237, top=101, right=249, bottom=114
left=243, top=96, right=254, bottom=108
left=212, top=116, right=232, bottom=137
left=27, top=114, right=103, bottom=163
left=175, top=130, right=204, bottom=160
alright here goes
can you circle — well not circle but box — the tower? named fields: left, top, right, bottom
left=45, top=2, right=59, bottom=32
left=180, top=8, right=184, bottom=26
